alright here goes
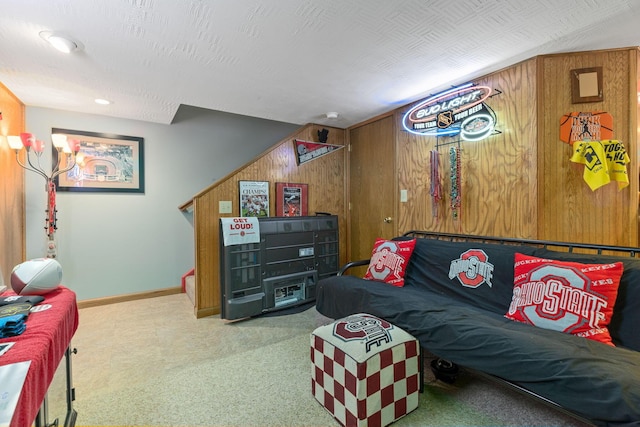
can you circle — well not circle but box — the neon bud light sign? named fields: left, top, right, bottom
left=402, top=83, right=496, bottom=141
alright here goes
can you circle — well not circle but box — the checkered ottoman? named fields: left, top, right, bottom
left=311, top=313, right=420, bottom=427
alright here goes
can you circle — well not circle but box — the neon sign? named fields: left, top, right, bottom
left=402, top=83, right=498, bottom=141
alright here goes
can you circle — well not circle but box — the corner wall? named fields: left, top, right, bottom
left=0, top=82, right=25, bottom=285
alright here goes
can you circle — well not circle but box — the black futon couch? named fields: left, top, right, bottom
left=315, top=232, right=640, bottom=426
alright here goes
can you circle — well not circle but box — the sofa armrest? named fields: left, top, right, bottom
left=338, top=259, right=370, bottom=276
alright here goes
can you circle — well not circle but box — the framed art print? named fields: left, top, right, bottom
left=276, top=182, right=308, bottom=217
left=52, top=128, right=144, bottom=193
left=239, top=181, right=269, bottom=217
left=571, top=67, right=603, bottom=104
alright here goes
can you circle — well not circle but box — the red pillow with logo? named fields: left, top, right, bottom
left=363, top=238, right=417, bottom=287
left=505, top=253, right=623, bottom=346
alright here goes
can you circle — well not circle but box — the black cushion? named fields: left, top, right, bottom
left=403, top=238, right=537, bottom=314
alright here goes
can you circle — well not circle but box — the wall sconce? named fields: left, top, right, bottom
left=7, top=132, right=81, bottom=258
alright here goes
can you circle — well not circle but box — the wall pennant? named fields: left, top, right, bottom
left=559, top=111, right=613, bottom=144
left=293, top=139, right=344, bottom=165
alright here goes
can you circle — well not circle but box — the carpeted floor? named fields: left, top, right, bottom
left=44, top=293, right=592, bottom=426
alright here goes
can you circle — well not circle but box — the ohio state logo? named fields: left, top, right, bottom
left=508, top=265, right=606, bottom=332
left=448, top=249, right=494, bottom=288
left=368, top=241, right=406, bottom=282
left=333, top=314, right=393, bottom=352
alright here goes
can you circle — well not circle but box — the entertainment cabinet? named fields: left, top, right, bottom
left=219, top=215, right=339, bottom=320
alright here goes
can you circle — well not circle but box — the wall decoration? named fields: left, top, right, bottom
left=402, top=82, right=501, bottom=141
left=276, top=182, right=308, bottom=217
left=52, top=128, right=144, bottom=193
left=570, top=140, right=630, bottom=191
left=571, top=67, right=603, bottom=104
left=294, top=139, right=344, bottom=165
left=559, top=111, right=613, bottom=144
left=239, top=180, right=269, bottom=217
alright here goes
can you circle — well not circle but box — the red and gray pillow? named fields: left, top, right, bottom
left=505, top=253, right=623, bottom=346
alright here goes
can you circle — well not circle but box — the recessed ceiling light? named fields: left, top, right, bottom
left=39, top=31, right=83, bottom=53
left=326, top=112, right=339, bottom=119
left=95, top=98, right=112, bottom=105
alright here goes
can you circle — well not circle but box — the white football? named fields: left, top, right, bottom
left=11, top=258, right=63, bottom=296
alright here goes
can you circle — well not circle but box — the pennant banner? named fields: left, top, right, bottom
left=294, top=139, right=344, bottom=165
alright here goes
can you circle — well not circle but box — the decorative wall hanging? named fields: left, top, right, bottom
left=401, top=82, right=501, bottom=142
left=239, top=180, right=270, bottom=217
left=429, top=150, right=442, bottom=218
left=276, top=182, right=308, bottom=217
left=52, top=128, right=144, bottom=193
left=559, top=111, right=613, bottom=144
left=569, top=140, right=629, bottom=191
left=293, top=139, right=344, bottom=165
left=571, top=67, right=603, bottom=104
left=449, top=146, right=462, bottom=220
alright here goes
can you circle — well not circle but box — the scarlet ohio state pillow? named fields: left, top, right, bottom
left=505, top=253, right=623, bottom=346
left=363, top=238, right=417, bottom=287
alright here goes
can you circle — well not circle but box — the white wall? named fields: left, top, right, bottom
left=25, top=105, right=299, bottom=301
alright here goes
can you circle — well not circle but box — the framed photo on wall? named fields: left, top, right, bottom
left=276, top=182, right=308, bottom=217
left=239, top=180, right=270, bottom=217
left=52, top=128, right=144, bottom=193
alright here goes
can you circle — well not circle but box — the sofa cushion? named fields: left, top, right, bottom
left=403, top=238, right=537, bottom=314
left=363, top=238, right=416, bottom=287
left=533, top=248, right=640, bottom=351
left=505, top=253, right=623, bottom=346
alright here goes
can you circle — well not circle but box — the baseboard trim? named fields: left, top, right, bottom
left=196, top=306, right=219, bottom=318
left=77, top=286, right=183, bottom=309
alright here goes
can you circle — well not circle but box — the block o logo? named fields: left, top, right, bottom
left=522, top=265, right=585, bottom=331
left=333, top=314, right=392, bottom=340
left=449, top=249, right=494, bottom=288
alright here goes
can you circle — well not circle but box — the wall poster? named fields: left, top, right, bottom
left=276, top=182, right=308, bottom=217
left=239, top=180, right=269, bottom=217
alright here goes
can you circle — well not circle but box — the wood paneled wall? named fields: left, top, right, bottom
left=396, top=58, right=539, bottom=238
left=537, top=48, right=639, bottom=246
left=181, top=124, right=347, bottom=318
left=354, top=47, right=639, bottom=248
left=0, top=82, right=25, bottom=286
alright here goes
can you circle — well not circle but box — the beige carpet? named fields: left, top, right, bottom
left=43, top=293, right=591, bottom=426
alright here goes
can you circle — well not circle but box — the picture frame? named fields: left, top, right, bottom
left=276, top=182, right=308, bottom=217
left=571, top=67, right=603, bottom=104
left=52, top=128, right=144, bottom=193
left=239, top=180, right=270, bottom=217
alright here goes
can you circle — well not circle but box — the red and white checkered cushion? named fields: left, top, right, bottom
left=311, top=313, right=420, bottom=427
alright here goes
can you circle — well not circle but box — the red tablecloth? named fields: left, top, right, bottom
left=0, top=286, right=79, bottom=427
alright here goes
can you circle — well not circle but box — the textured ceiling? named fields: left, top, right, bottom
left=1, top=0, right=639, bottom=128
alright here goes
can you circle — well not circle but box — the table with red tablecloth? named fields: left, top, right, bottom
left=0, top=286, right=79, bottom=427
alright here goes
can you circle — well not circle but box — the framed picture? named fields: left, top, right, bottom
left=276, top=182, right=308, bottom=217
left=52, top=128, right=144, bottom=193
left=571, top=67, right=603, bottom=104
left=239, top=180, right=270, bottom=217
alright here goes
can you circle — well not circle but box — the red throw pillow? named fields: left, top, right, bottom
left=505, top=253, right=623, bottom=346
left=363, top=238, right=416, bottom=287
